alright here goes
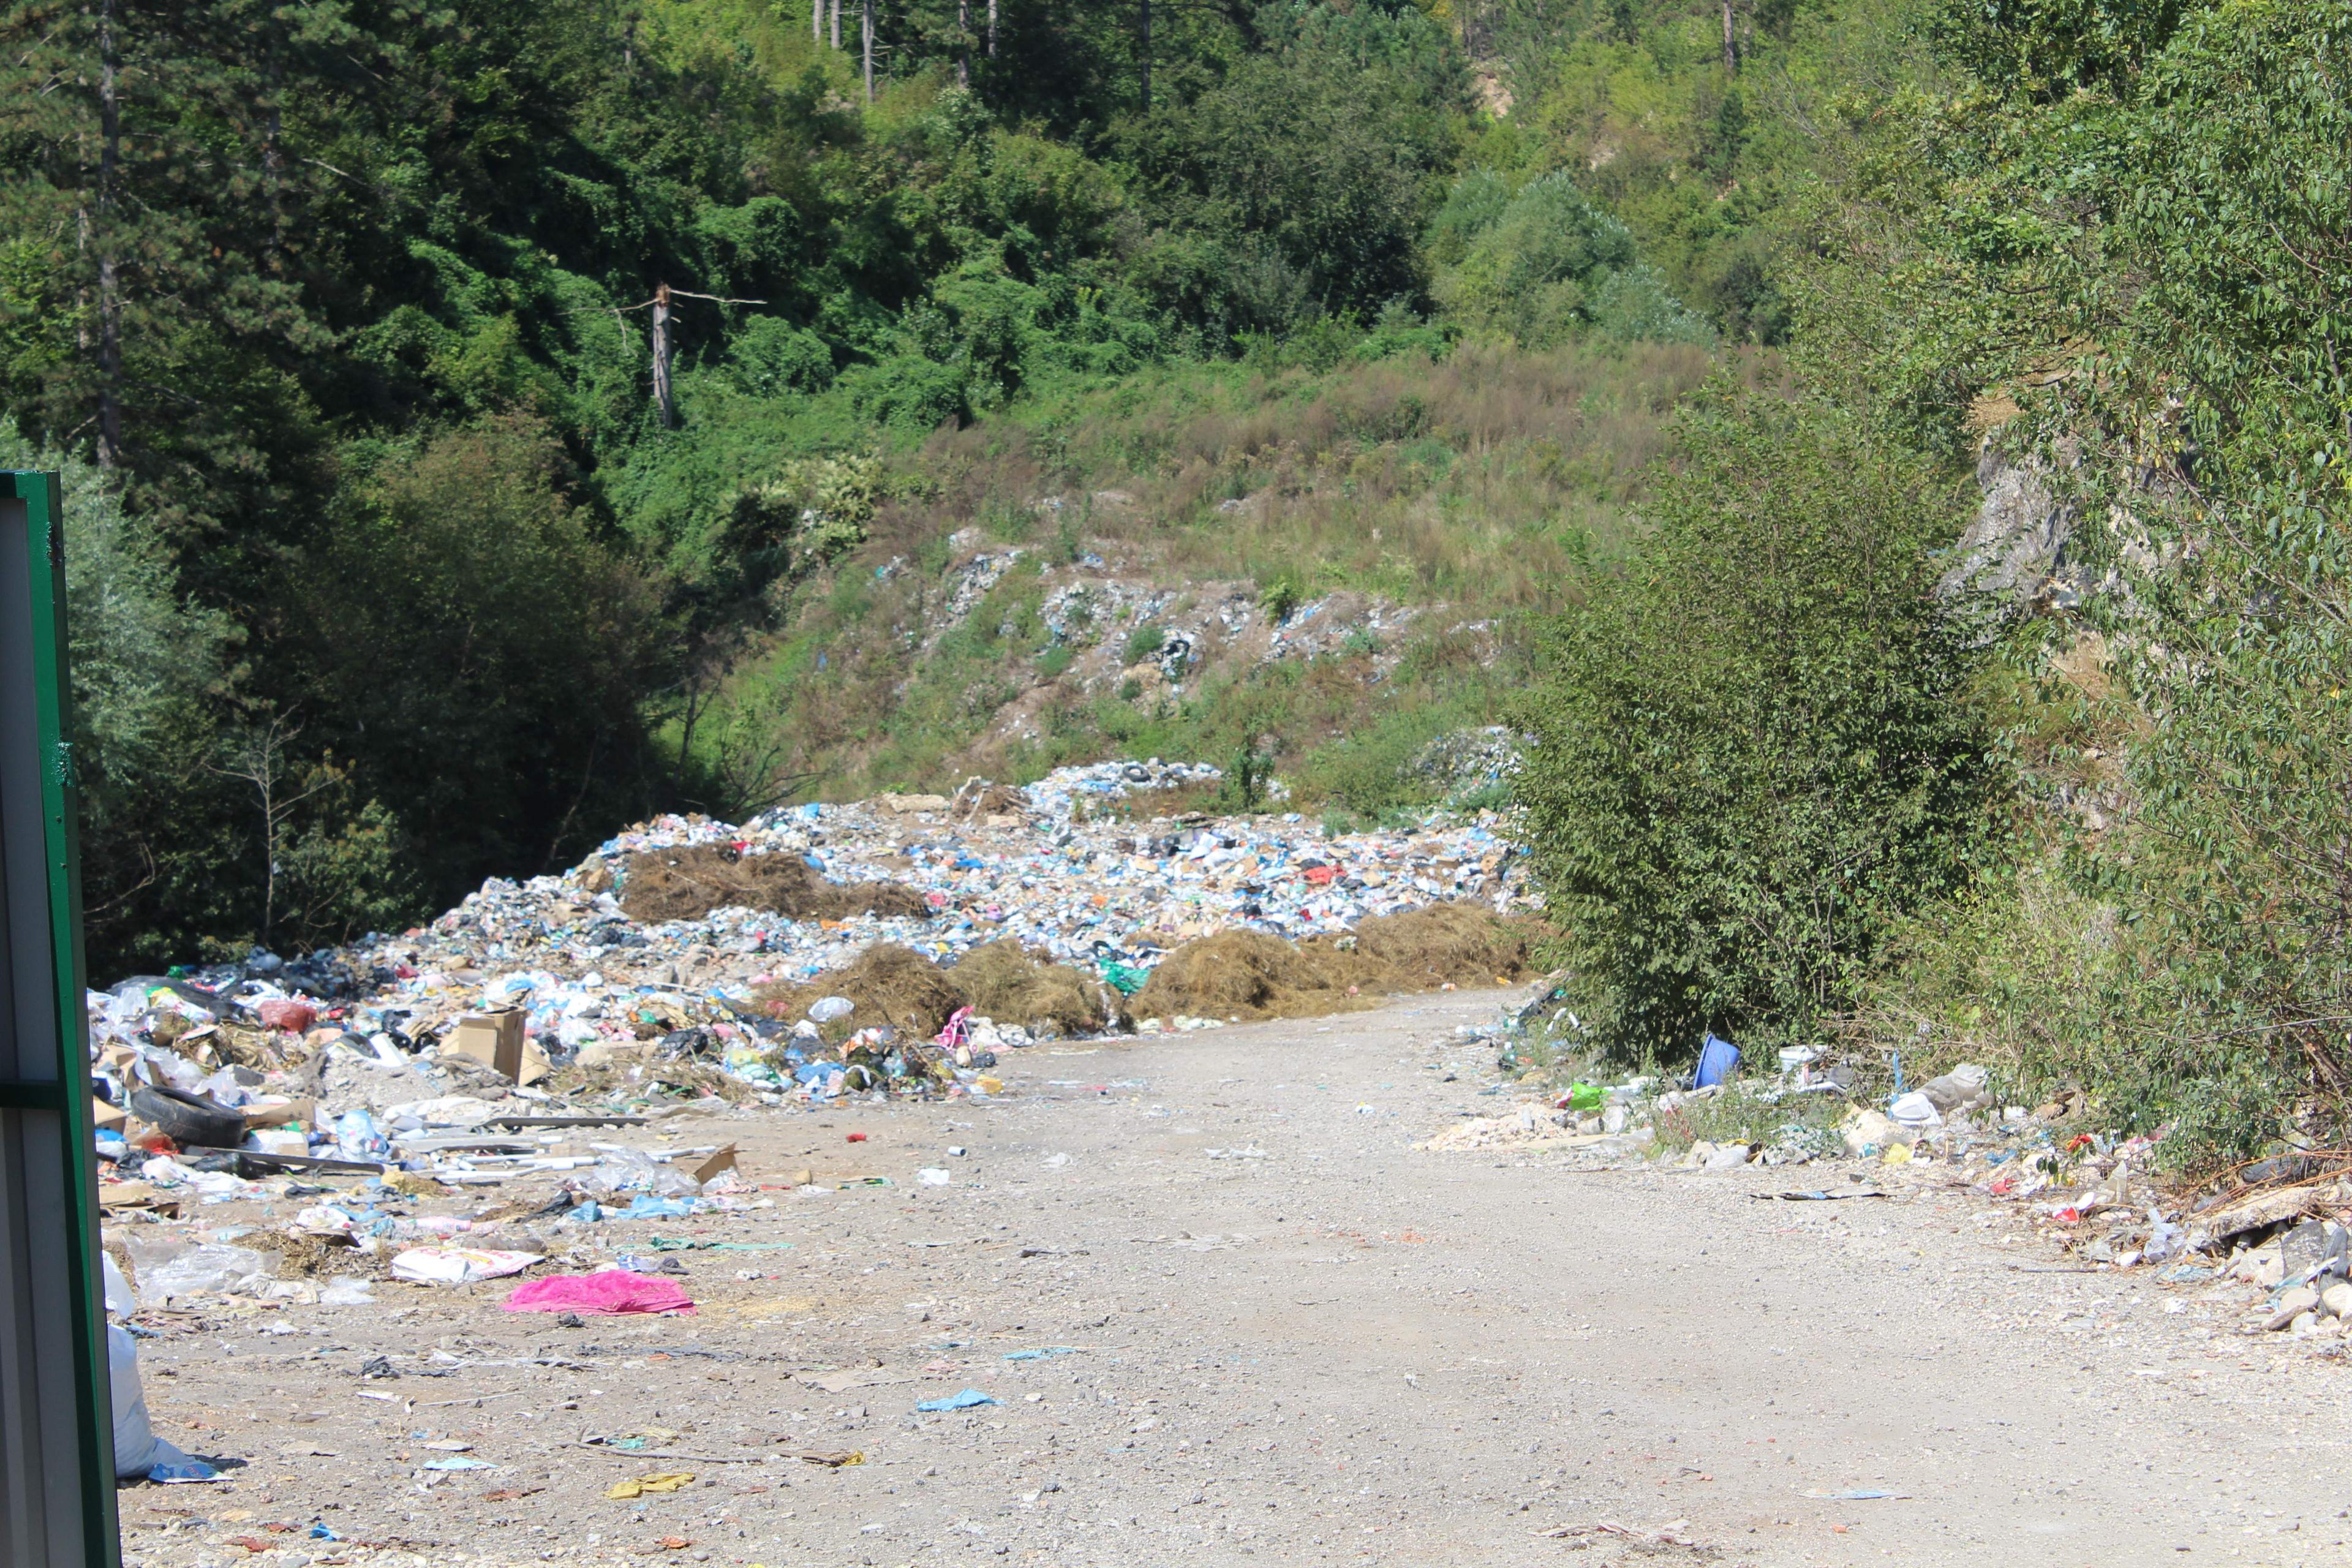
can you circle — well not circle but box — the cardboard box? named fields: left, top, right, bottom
left=445, top=1009, right=526, bottom=1080
left=91, top=1096, right=127, bottom=1133
left=242, top=1096, right=315, bottom=1129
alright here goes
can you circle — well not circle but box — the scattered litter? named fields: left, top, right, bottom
left=390, top=1247, right=544, bottom=1285
left=503, top=1270, right=696, bottom=1316
left=608, top=1473, right=696, bottom=1499
left=916, top=1389, right=999, bottom=1412
left=1536, top=1520, right=1705, bottom=1546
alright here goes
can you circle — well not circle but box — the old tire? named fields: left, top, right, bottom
left=128, top=1085, right=244, bottom=1150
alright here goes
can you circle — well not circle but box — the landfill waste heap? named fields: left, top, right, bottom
left=80, top=761, right=1541, bottom=1479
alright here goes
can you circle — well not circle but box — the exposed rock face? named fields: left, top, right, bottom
left=1940, top=446, right=2078, bottom=609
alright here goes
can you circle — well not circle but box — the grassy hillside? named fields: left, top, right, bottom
left=671, top=331, right=1721, bottom=820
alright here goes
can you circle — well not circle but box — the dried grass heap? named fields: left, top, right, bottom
left=619, top=845, right=930, bottom=924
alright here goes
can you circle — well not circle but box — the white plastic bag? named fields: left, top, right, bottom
left=105, top=1261, right=217, bottom=1482
left=132, top=1244, right=277, bottom=1308
left=390, top=1246, right=541, bottom=1284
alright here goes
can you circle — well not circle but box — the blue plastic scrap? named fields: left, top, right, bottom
left=916, top=1389, right=999, bottom=1412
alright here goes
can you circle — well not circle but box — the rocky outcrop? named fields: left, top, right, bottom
left=1940, top=445, right=2080, bottom=609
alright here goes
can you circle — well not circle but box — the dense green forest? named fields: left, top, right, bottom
left=0, top=0, right=1776, bottom=968
left=7, top=0, right=2351, bottom=1165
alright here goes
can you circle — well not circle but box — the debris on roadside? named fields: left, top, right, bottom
left=1410, top=1003, right=2352, bottom=1343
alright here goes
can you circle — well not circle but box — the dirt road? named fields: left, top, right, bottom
left=123, top=989, right=2352, bottom=1567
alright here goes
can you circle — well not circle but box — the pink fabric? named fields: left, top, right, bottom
left=501, top=1270, right=695, bottom=1316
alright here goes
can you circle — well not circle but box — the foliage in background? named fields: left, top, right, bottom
left=1513, top=387, right=1997, bottom=1057
left=1466, top=0, right=1940, bottom=346
left=667, top=334, right=1714, bottom=809
left=1793, top=0, right=2352, bottom=1167
left=0, top=0, right=1497, bottom=968
left=0, top=0, right=1779, bottom=971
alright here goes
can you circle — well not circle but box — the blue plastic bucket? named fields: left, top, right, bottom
left=1695, top=1032, right=1740, bottom=1088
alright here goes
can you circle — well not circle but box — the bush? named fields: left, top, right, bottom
left=1259, top=576, right=1303, bottom=625
left=1513, top=388, right=1997, bottom=1058
left=1432, top=172, right=1710, bottom=347
left=1122, top=622, right=1166, bottom=663
left=298, top=415, right=669, bottom=903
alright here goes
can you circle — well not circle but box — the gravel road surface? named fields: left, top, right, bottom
left=121, top=988, right=2352, bottom=1567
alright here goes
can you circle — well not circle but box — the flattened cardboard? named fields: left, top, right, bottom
left=242, top=1096, right=315, bottom=1129
left=689, top=1144, right=739, bottom=1185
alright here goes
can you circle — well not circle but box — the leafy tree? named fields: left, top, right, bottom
left=1514, top=388, right=1996, bottom=1057
left=295, top=416, right=670, bottom=893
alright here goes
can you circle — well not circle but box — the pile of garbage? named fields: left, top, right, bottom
left=81, top=760, right=1537, bottom=1212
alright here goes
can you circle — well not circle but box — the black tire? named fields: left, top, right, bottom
left=128, top=1084, right=245, bottom=1149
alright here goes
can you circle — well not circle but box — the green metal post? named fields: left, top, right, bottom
left=0, top=468, right=121, bottom=1565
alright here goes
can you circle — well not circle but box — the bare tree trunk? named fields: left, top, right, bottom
left=830, top=0, right=840, bottom=53
left=96, top=0, right=122, bottom=471
left=813, top=0, right=822, bottom=45
left=1138, top=0, right=1151, bottom=111
left=987, top=0, right=997, bottom=56
left=862, top=0, right=873, bottom=101
left=1722, top=0, right=1738, bottom=72
left=650, top=282, right=675, bottom=429
left=958, top=0, right=969, bottom=84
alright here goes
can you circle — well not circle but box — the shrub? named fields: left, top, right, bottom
left=1513, top=387, right=1998, bottom=1058
left=1123, top=622, right=1166, bottom=663
left=1259, top=576, right=1303, bottom=625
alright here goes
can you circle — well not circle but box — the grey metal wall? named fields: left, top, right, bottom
left=0, top=478, right=123, bottom=1567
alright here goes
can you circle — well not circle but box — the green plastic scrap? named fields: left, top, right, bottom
left=648, top=1237, right=799, bottom=1253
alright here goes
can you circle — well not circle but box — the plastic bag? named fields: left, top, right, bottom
left=334, top=1107, right=387, bottom=1161
left=390, top=1246, right=541, bottom=1284
left=103, top=1253, right=211, bottom=1480
left=502, top=1269, right=695, bottom=1315
left=1888, top=1090, right=1945, bottom=1130
left=582, top=1146, right=701, bottom=1198
left=129, top=1242, right=277, bottom=1308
